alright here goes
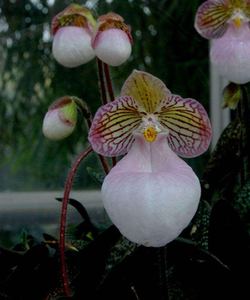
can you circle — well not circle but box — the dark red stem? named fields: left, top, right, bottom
left=97, top=58, right=107, bottom=105
left=60, top=146, right=93, bottom=297
left=103, top=63, right=115, bottom=102
left=103, top=63, right=117, bottom=166
left=98, top=154, right=110, bottom=174
left=112, top=157, right=117, bottom=167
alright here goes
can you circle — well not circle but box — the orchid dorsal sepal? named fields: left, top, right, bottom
left=89, top=70, right=212, bottom=158
left=52, top=4, right=96, bottom=68
left=42, top=96, right=78, bottom=141
left=52, top=4, right=96, bottom=35
left=92, top=12, right=132, bottom=67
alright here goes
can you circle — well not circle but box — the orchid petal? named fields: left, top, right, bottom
left=159, top=95, right=212, bottom=158
left=195, top=0, right=232, bottom=39
left=88, top=96, right=141, bottom=156
left=121, top=70, right=170, bottom=113
left=102, top=133, right=201, bottom=247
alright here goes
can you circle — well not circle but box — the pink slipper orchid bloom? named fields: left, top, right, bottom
left=195, top=0, right=250, bottom=84
left=89, top=70, right=212, bottom=247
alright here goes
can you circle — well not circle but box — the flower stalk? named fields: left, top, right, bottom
left=103, top=63, right=115, bottom=102
left=97, top=58, right=108, bottom=105
left=59, top=146, right=93, bottom=296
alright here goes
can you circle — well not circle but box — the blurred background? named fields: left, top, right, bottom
left=0, top=0, right=217, bottom=245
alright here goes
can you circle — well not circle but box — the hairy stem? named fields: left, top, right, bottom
left=103, top=63, right=117, bottom=166
left=98, top=154, right=110, bottom=174
left=60, top=146, right=93, bottom=297
left=97, top=58, right=107, bottom=105
left=73, top=97, right=110, bottom=174
left=103, top=63, right=115, bottom=102
left=96, top=59, right=116, bottom=168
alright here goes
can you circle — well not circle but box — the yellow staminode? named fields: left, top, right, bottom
left=143, top=126, right=157, bottom=143
left=233, top=16, right=242, bottom=28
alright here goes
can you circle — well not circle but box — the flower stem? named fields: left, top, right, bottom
left=111, top=157, right=117, bottom=167
left=60, top=146, right=93, bottom=297
left=73, top=97, right=110, bottom=174
left=103, top=63, right=115, bottom=101
left=98, top=154, right=110, bottom=174
left=97, top=58, right=108, bottom=105
left=103, top=63, right=117, bottom=166
left=96, top=59, right=116, bottom=167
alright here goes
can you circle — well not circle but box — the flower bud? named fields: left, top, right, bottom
left=92, top=13, right=132, bottom=66
left=52, top=4, right=96, bottom=68
left=43, top=96, right=77, bottom=141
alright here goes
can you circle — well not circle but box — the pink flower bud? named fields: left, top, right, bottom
left=92, top=13, right=132, bottom=66
left=52, top=26, right=95, bottom=68
left=42, top=97, right=77, bottom=141
left=51, top=4, right=96, bottom=68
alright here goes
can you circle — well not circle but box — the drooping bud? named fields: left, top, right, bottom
left=43, top=96, right=77, bottom=141
left=92, top=13, right=133, bottom=67
left=52, top=4, right=96, bottom=68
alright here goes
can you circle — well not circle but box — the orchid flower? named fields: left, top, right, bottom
left=89, top=70, right=212, bottom=247
left=195, top=0, right=250, bottom=84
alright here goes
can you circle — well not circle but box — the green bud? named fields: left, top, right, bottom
left=42, top=96, right=77, bottom=141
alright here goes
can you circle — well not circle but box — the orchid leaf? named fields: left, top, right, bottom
left=222, top=83, right=242, bottom=109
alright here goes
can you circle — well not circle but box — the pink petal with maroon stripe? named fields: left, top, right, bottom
left=195, top=0, right=231, bottom=39
left=88, top=96, right=142, bottom=156
left=159, top=95, right=212, bottom=158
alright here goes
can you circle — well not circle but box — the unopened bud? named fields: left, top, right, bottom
left=52, top=4, right=96, bottom=68
left=43, top=97, right=77, bottom=141
left=92, top=13, right=132, bottom=66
